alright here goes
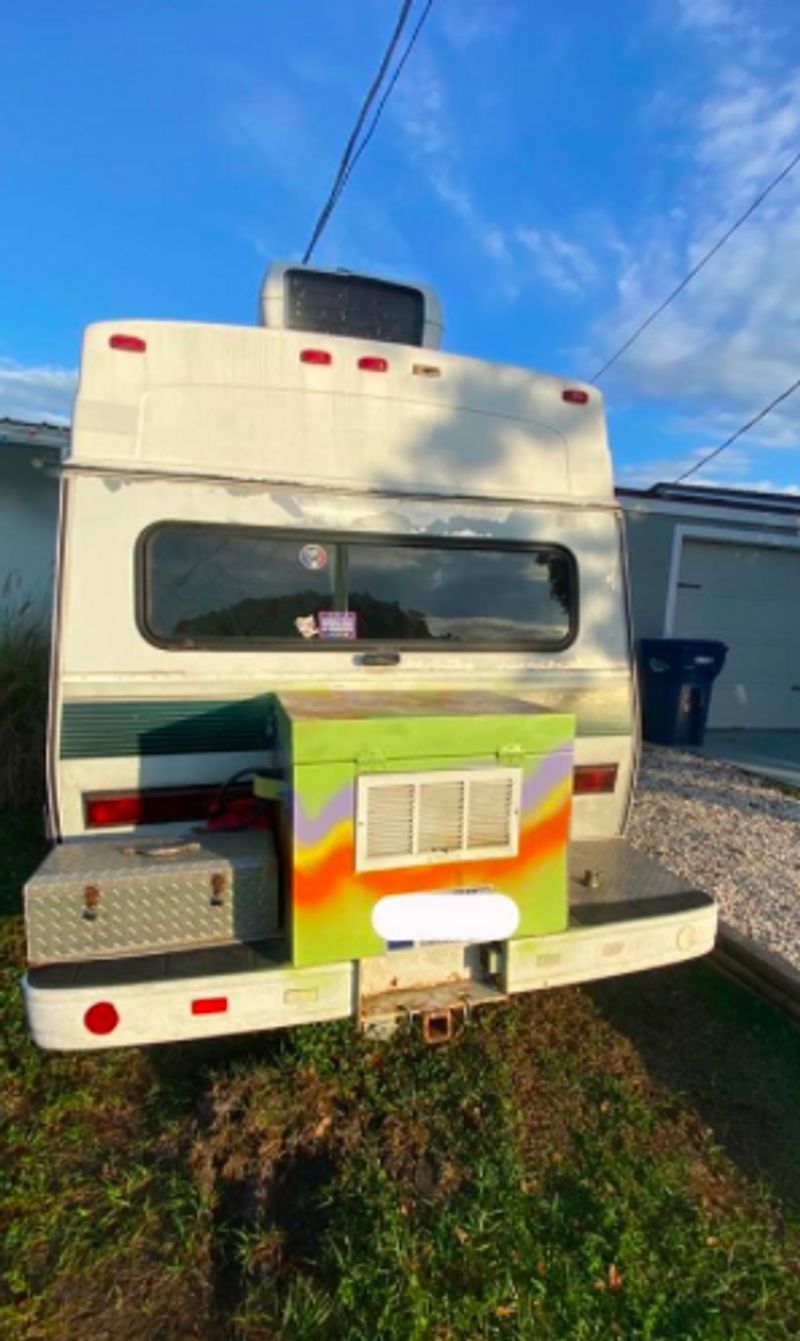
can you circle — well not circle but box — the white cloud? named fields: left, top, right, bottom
left=615, top=438, right=800, bottom=492
left=438, top=0, right=516, bottom=50
left=0, top=360, right=76, bottom=425
left=580, top=3, right=800, bottom=472
left=224, top=83, right=329, bottom=204
left=676, top=0, right=741, bottom=31
left=516, top=227, right=598, bottom=296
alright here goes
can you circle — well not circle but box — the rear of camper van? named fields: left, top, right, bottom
left=22, top=264, right=715, bottom=1049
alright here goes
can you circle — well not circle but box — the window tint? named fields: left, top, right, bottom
left=346, top=544, right=572, bottom=644
left=142, top=526, right=575, bottom=650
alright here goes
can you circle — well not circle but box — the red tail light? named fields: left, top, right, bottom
left=300, top=349, right=332, bottom=365
left=191, top=997, right=229, bottom=1016
left=84, top=784, right=253, bottom=829
left=562, top=388, right=589, bottom=404
left=109, top=334, right=147, bottom=353
left=84, top=1002, right=120, bottom=1035
left=573, top=764, right=618, bottom=794
left=358, top=356, right=389, bottom=372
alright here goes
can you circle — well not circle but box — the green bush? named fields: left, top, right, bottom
left=0, top=577, right=50, bottom=811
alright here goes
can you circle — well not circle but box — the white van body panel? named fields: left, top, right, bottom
left=71, top=321, right=611, bottom=501
left=52, top=473, right=634, bottom=840
left=22, top=278, right=715, bottom=1051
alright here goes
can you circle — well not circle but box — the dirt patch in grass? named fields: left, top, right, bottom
left=4, top=811, right=800, bottom=1339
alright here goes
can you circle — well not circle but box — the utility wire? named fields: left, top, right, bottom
left=591, top=148, right=800, bottom=383
left=333, top=0, right=436, bottom=208
left=673, top=374, right=800, bottom=483
left=302, top=0, right=416, bottom=263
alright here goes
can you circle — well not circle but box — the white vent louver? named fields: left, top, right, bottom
left=356, top=768, right=521, bottom=872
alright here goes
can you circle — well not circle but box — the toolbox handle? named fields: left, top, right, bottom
left=119, top=841, right=201, bottom=860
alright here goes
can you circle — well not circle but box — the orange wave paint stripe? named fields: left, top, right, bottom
left=293, top=797, right=572, bottom=911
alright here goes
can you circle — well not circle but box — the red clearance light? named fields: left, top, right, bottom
left=191, top=997, right=229, bottom=1016
left=358, top=356, right=389, bottom=372
left=573, top=764, right=618, bottom=794
left=109, top=334, right=147, bottom=353
left=300, top=348, right=332, bottom=365
left=562, top=388, right=589, bottom=405
left=84, top=1002, right=120, bottom=1036
left=84, top=784, right=253, bottom=829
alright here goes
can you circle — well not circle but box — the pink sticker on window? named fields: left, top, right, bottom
left=318, top=611, right=357, bottom=641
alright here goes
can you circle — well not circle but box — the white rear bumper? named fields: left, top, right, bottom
left=23, top=900, right=717, bottom=1051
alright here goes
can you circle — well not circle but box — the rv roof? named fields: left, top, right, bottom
left=70, top=319, right=612, bottom=505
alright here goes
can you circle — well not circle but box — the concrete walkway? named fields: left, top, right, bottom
left=691, top=729, right=800, bottom=788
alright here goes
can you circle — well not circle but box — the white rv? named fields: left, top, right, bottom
left=22, top=263, right=715, bottom=1050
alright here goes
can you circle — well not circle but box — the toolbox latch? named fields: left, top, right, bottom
left=356, top=748, right=387, bottom=772
left=497, top=743, right=525, bottom=767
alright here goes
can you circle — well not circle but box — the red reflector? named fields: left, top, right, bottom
left=358, top=356, right=389, bottom=372
left=109, top=334, right=147, bottom=353
left=84, top=784, right=253, bottom=829
left=573, top=764, right=618, bottom=794
left=562, top=388, right=589, bottom=404
left=300, top=349, right=332, bottom=365
left=84, top=1002, right=120, bottom=1036
left=191, top=997, right=228, bottom=1016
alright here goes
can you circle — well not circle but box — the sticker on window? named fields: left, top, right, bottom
left=299, top=543, right=328, bottom=571
left=294, top=615, right=319, bottom=639
left=318, top=611, right=357, bottom=641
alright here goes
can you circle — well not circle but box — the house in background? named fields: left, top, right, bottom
left=0, top=418, right=68, bottom=623
left=619, top=482, right=800, bottom=733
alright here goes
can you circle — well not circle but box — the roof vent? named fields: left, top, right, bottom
left=258, top=262, right=444, bottom=348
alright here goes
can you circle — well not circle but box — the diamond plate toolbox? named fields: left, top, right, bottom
left=24, top=832, right=281, bottom=965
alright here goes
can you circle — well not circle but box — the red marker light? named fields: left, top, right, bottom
left=573, top=764, right=618, bottom=794
left=84, top=784, right=254, bottom=829
left=562, top=388, right=589, bottom=405
left=358, top=356, right=389, bottom=372
left=191, top=997, right=229, bottom=1016
left=300, top=349, right=332, bottom=365
left=109, top=334, right=147, bottom=353
left=84, top=1002, right=120, bottom=1035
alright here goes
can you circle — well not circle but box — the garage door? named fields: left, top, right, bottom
left=672, top=539, right=800, bottom=729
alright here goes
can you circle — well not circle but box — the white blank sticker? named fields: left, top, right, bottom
left=372, top=891, right=519, bottom=944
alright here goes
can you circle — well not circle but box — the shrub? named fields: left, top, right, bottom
left=0, top=578, right=50, bottom=811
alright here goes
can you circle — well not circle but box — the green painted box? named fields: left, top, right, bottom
left=274, top=690, right=575, bottom=968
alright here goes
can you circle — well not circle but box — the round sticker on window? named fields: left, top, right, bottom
left=299, top=543, right=328, bottom=571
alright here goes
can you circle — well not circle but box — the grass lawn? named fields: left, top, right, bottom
left=3, top=808, right=800, bottom=1340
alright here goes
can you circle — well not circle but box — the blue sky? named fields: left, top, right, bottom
left=2, top=0, right=799, bottom=491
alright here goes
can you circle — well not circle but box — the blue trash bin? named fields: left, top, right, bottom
left=637, top=639, right=728, bottom=747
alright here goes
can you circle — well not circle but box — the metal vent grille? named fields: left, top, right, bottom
left=365, top=784, right=415, bottom=861
left=356, top=768, right=521, bottom=872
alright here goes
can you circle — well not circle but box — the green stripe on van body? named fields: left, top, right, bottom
left=60, top=683, right=631, bottom=761
left=60, top=696, right=277, bottom=759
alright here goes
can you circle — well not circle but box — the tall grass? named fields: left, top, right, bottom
left=0, top=577, right=50, bottom=811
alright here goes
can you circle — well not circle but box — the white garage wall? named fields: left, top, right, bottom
left=665, top=526, right=800, bottom=730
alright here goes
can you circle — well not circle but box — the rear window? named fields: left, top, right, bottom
left=140, top=526, right=577, bottom=650
left=285, top=269, right=425, bottom=345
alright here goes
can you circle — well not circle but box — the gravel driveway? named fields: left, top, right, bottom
left=627, top=745, right=800, bottom=969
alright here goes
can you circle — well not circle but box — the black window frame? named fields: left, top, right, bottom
left=137, top=522, right=579, bottom=653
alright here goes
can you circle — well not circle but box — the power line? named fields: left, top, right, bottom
left=672, top=374, right=800, bottom=483
left=302, top=0, right=416, bottom=264
left=333, top=0, right=436, bottom=209
left=591, top=148, right=800, bottom=383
